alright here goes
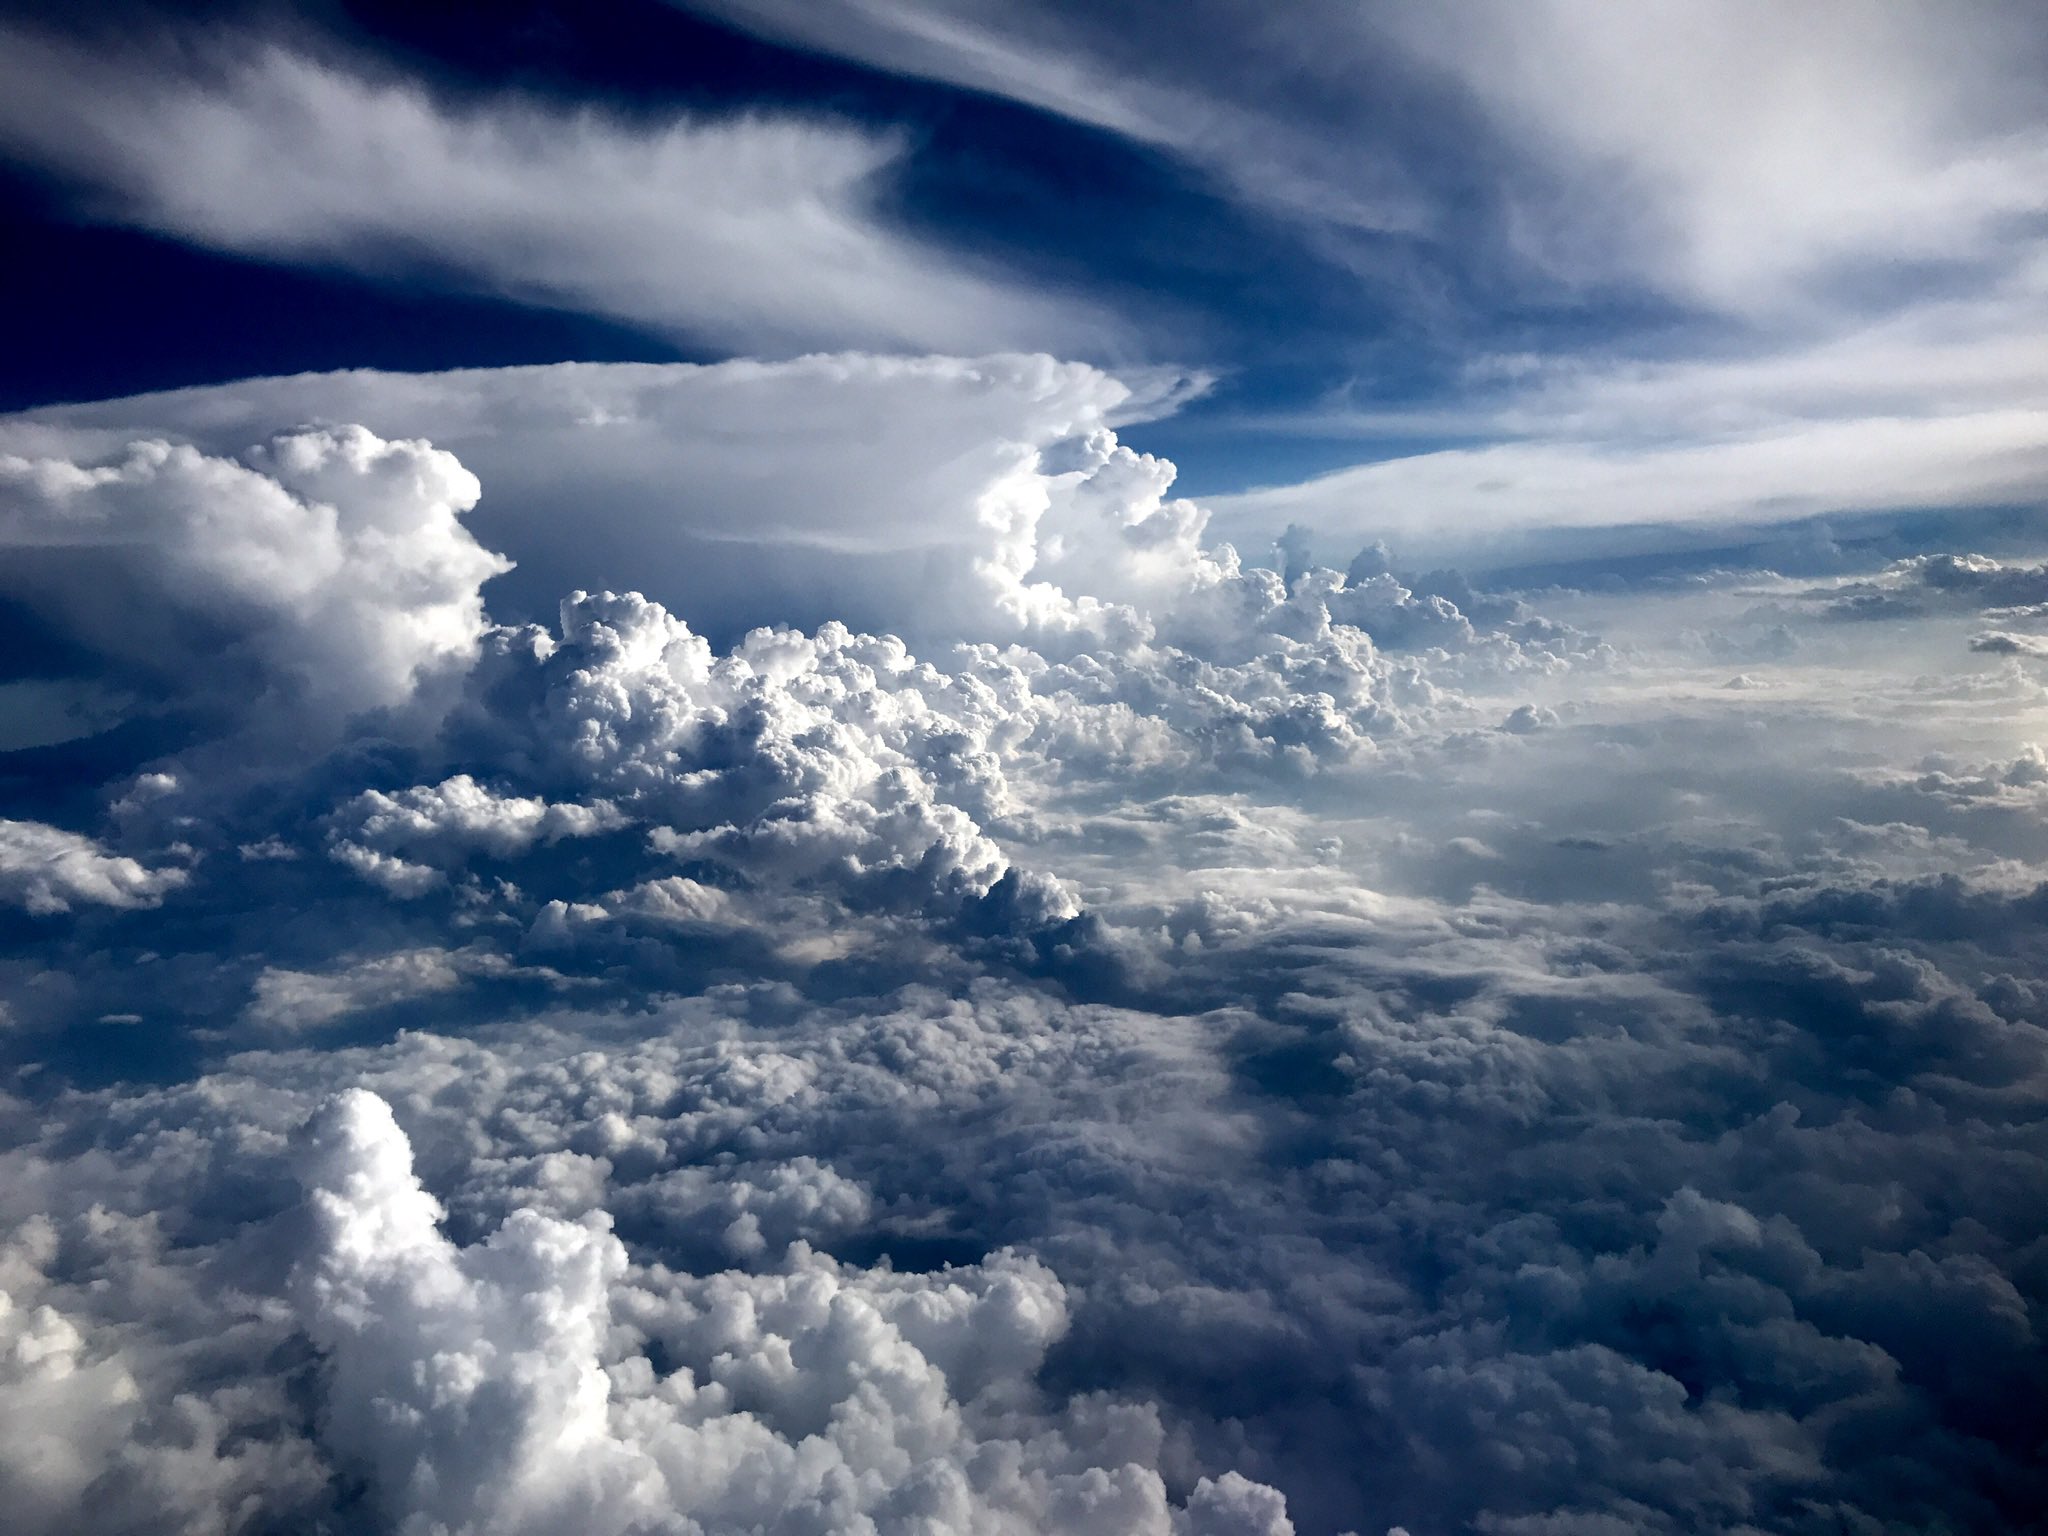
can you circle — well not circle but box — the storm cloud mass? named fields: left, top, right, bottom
left=3, top=5, right=2047, bottom=1536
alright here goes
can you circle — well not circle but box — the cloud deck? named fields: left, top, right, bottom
left=2, top=359, right=2045, bottom=1535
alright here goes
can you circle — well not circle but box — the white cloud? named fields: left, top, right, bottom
left=287, top=1086, right=1292, bottom=1536
left=0, top=820, right=186, bottom=916
left=1379, top=0, right=2048, bottom=313
left=460, top=587, right=1087, bottom=924
left=689, top=0, right=2048, bottom=316
left=4, top=366, right=2048, bottom=1536
left=0, top=356, right=1200, bottom=646
left=1203, top=252, right=2048, bottom=557
left=680, top=2, right=2048, bottom=543
left=327, top=775, right=625, bottom=882
left=0, top=423, right=506, bottom=724
left=0, top=27, right=1116, bottom=358
left=1205, top=407, right=2048, bottom=561
left=678, top=0, right=1433, bottom=241
left=291, top=1088, right=669, bottom=1536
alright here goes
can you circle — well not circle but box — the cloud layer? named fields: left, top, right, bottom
left=2, top=358, right=2046, bottom=1535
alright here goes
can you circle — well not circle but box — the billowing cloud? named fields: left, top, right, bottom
left=0, top=356, right=1202, bottom=644
left=0, top=819, right=186, bottom=916
left=1, top=360, right=2045, bottom=1536
left=5, top=2, right=2047, bottom=1529
left=290, top=1085, right=1297, bottom=1536
left=0, top=423, right=506, bottom=727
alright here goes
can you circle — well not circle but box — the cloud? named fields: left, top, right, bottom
left=1380, top=0, right=2048, bottom=313
left=674, top=3, right=2048, bottom=546
left=3, top=362, right=2048, bottom=1535
left=0, top=27, right=1116, bottom=358
left=290, top=1088, right=666, bottom=1536
left=285, top=1085, right=1292, bottom=1536
left=1970, top=631, right=2048, bottom=656
left=0, top=1204, right=328, bottom=1535
left=1812, top=553, right=2048, bottom=631
left=686, top=0, right=2048, bottom=314
left=1203, top=408, right=2048, bottom=562
left=0, top=423, right=506, bottom=727
left=325, top=775, right=626, bottom=897
left=1, top=356, right=1203, bottom=645
left=678, top=0, right=1438, bottom=244
left=0, top=819, right=186, bottom=915
left=244, top=946, right=547, bottom=1032
left=1204, top=263, right=2048, bottom=554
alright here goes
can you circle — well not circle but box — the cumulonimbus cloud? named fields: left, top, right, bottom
left=2, top=353, right=2045, bottom=1536
left=0, top=355, right=1205, bottom=644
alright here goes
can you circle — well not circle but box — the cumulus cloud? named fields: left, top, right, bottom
left=0, top=423, right=506, bottom=726
left=1819, top=552, right=2048, bottom=621
left=2, top=361, right=2046, bottom=1536
left=0, top=27, right=1115, bottom=358
left=0, top=1207, right=326, bottom=1536
left=0, top=819, right=186, bottom=915
left=285, top=1086, right=1290, bottom=1536
left=0, top=356, right=1197, bottom=643
left=326, top=775, right=625, bottom=897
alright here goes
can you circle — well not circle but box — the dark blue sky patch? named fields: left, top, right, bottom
left=0, top=171, right=698, bottom=413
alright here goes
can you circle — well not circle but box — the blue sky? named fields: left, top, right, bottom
left=4, top=8, right=2048, bottom=1536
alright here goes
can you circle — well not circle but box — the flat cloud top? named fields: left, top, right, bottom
left=2, top=5, right=2044, bottom=539
left=2, top=356, right=1204, bottom=643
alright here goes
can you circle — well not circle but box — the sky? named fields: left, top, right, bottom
left=1, top=4, right=2046, bottom=1535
